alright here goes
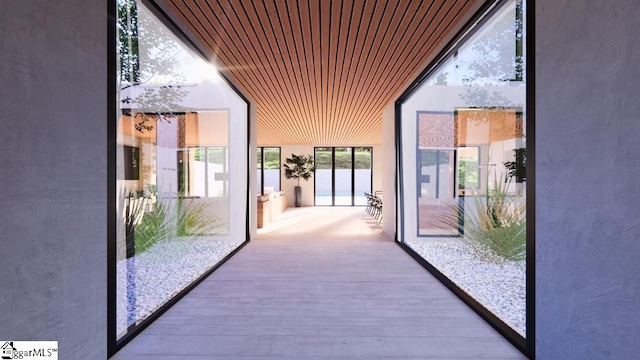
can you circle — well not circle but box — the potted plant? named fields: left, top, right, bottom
left=283, top=153, right=315, bottom=207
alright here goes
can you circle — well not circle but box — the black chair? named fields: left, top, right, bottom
left=372, top=194, right=383, bottom=222
left=364, top=192, right=382, bottom=222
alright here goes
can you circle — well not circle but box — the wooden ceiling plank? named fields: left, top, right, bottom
left=229, top=0, right=303, bottom=144
left=351, top=0, right=407, bottom=113
left=320, top=0, right=332, bottom=139
left=294, top=0, right=321, bottom=144
left=358, top=0, right=432, bottom=107
left=241, top=0, right=309, bottom=140
left=341, top=0, right=401, bottom=137
left=187, top=0, right=289, bottom=116
left=309, top=0, right=324, bottom=143
left=381, top=0, right=470, bottom=105
left=333, top=0, right=362, bottom=145
left=336, top=0, right=378, bottom=143
left=246, top=0, right=305, bottom=130
left=339, top=0, right=389, bottom=140
left=261, top=0, right=313, bottom=143
left=166, top=0, right=480, bottom=146
left=348, top=0, right=398, bottom=103
left=338, top=0, right=440, bottom=144
left=277, top=0, right=315, bottom=141
left=170, top=0, right=285, bottom=112
left=329, top=0, right=354, bottom=141
left=347, top=0, right=450, bottom=124
left=325, top=0, right=342, bottom=143
left=168, top=4, right=284, bottom=146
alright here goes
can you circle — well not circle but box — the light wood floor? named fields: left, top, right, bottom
left=111, top=207, right=526, bottom=359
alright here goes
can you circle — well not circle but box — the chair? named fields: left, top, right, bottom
left=364, top=192, right=383, bottom=222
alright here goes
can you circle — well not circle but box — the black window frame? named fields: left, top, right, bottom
left=257, top=146, right=282, bottom=195
left=107, top=0, right=252, bottom=355
left=394, top=0, right=534, bottom=357
left=313, top=146, right=373, bottom=206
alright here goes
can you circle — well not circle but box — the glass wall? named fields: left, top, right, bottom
left=353, top=147, right=373, bottom=205
left=315, top=147, right=372, bottom=206
left=398, top=0, right=527, bottom=338
left=115, top=0, right=248, bottom=342
left=256, top=147, right=281, bottom=195
left=314, top=147, right=333, bottom=205
left=334, top=148, right=353, bottom=206
left=256, top=147, right=262, bottom=194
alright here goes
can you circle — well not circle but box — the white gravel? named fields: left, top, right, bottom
left=116, top=236, right=244, bottom=336
left=405, top=238, right=526, bottom=336
left=115, top=233, right=525, bottom=338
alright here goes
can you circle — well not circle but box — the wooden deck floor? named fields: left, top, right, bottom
left=111, top=207, right=526, bottom=359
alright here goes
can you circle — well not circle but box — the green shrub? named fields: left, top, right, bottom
left=283, top=154, right=315, bottom=185
left=438, top=172, right=526, bottom=263
left=133, top=197, right=171, bottom=253
left=128, top=194, right=221, bottom=254
left=175, top=196, right=220, bottom=237
left=314, top=149, right=371, bottom=169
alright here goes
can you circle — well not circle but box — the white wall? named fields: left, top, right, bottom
left=371, top=145, right=384, bottom=194
left=381, top=104, right=397, bottom=239
left=249, top=104, right=258, bottom=238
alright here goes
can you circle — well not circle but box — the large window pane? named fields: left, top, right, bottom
left=354, top=147, right=372, bottom=205
left=314, top=147, right=372, bottom=206
left=398, top=0, right=527, bottom=338
left=116, top=0, right=247, bottom=341
left=314, top=147, right=332, bottom=205
left=256, top=147, right=263, bottom=194
left=262, top=147, right=281, bottom=193
left=334, top=148, right=353, bottom=205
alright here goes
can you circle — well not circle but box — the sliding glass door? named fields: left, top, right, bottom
left=314, top=147, right=372, bottom=206
left=314, top=147, right=333, bottom=205
left=353, top=147, right=373, bottom=205
left=334, top=148, right=353, bottom=205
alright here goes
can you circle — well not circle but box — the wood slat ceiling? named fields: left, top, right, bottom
left=163, top=0, right=482, bottom=145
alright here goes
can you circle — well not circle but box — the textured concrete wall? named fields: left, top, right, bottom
left=0, top=1, right=107, bottom=359
left=536, top=1, right=640, bottom=358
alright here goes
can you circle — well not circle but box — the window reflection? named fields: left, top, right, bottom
left=399, top=0, right=526, bottom=337
left=115, top=0, right=247, bottom=341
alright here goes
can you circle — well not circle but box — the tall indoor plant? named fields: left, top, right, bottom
left=283, top=154, right=315, bottom=207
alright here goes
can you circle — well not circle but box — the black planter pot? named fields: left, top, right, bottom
left=294, top=186, right=302, bottom=207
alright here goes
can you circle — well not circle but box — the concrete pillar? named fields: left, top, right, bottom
left=0, top=1, right=107, bottom=358
left=536, top=1, right=640, bottom=358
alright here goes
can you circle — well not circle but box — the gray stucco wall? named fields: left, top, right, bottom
left=536, top=1, right=640, bottom=358
left=0, top=1, right=107, bottom=359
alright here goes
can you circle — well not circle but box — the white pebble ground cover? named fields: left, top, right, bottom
left=405, top=238, right=526, bottom=336
left=116, top=237, right=244, bottom=336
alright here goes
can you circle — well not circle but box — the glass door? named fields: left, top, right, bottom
left=314, top=147, right=333, bottom=205
left=334, top=148, right=353, bottom=205
left=314, top=147, right=372, bottom=206
left=354, top=147, right=372, bottom=205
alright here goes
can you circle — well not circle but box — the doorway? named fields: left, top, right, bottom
left=314, top=147, right=372, bottom=206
